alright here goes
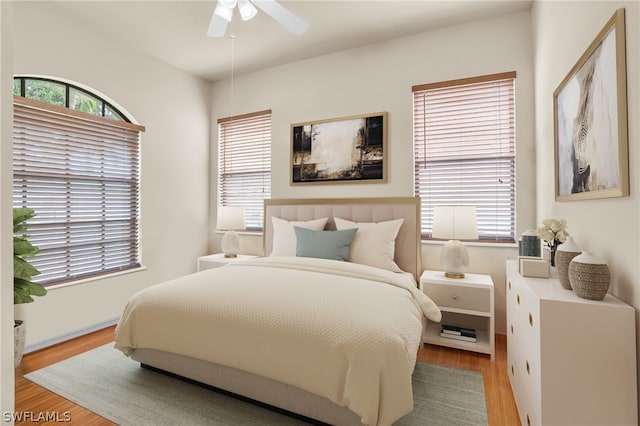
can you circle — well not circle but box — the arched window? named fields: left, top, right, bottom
left=13, top=76, right=145, bottom=286
left=13, top=76, right=129, bottom=122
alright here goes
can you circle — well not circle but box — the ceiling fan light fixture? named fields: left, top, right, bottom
left=238, top=0, right=257, bottom=21
left=218, top=0, right=238, bottom=10
left=214, top=3, right=233, bottom=22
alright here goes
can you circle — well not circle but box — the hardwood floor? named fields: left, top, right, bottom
left=15, top=327, right=520, bottom=425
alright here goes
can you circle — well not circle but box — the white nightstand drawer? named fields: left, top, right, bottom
left=422, top=282, right=490, bottom=313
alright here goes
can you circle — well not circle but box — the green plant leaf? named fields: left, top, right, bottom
left=13, top=208, right=35, bottom=231
left=25, top=279, right=47, bottom=296
left=15, top=278, right=47, bottom=298
left=14, top=256, right=41, bottom=280
left=13, top=236, right=39, bottom=257
left=13, top=282, right=35, bottom=304
left=13, top=207, right=44, bottom=305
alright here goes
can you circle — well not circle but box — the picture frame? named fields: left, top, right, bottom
left=291, top=112, right=387, bottom=184
left=553, top=8, right=628, bottom=201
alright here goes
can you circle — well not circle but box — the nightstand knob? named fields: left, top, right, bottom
left=451, top=295, right=458, bottom=301
left=526, top=360, right=530, bottom=375
left=529, top=313, right=533, bottom=327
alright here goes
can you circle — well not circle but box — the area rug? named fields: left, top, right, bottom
left=25, top=344, right=487, bottom=425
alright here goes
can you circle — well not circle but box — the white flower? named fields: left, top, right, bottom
left=536, top=218, right=569, bottom=248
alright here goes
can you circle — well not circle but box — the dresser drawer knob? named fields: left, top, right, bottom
left=451, top=295, right=458, bottom=301
left=511, top=365, right=514, bottom=376
left=508, top=281, right=511, bottom=290
left=517, top=294, right=520, bottom=305
left=526, top=414, right=531, bottom=426
left=511, top=324, right=514, bottom=334
left=526, top=360, right=530, bottom=375
left=529, top=313, right=533, bottom=327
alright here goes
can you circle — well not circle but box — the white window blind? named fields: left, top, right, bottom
left=13, top=96, right=144, bottom=285
left=413, top=72, right=516, bottom=241
left=218, top=110, right=271, bottom=230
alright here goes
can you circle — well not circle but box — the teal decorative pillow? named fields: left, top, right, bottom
left=294, top=227, right=358, bottom=261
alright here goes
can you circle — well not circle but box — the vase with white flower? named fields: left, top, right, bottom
left=536, top=218, right=569, bottom=267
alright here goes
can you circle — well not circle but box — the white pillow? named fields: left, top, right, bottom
left=270, top=217, right=328, bottom=257
left=334, top=217, right=404, bottom=272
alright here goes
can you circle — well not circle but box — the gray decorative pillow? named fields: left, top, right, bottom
left=294, top=227, right=358, bottom=261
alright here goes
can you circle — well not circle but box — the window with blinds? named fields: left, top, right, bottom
left=218, top=110, right=271, bottom=230
left=13, top=95, right=144, bottom=286
left=413, top=71, right=516, bottom=242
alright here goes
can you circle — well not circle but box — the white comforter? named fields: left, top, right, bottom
left=115, top=257, right=441, bottom=426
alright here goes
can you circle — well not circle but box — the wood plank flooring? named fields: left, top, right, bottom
left=15, top=327, right=520, bottom=425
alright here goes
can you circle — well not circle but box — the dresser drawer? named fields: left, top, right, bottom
left=508, top=275, right=542, bottom=410
left=423, top=281, right=490, bottom=312
left=510, top=351, right=541, bottom=426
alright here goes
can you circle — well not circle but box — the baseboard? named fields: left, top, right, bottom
left=24, top=316, right=119, bottom=354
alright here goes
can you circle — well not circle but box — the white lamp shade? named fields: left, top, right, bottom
left=216, top=206, right=245, bottom=231
left=432, top=205, right=478, bottom=240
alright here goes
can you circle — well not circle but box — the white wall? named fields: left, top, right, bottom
left=209, top=10, right=536, bottom=334
left=531, top=0, right=639, bottom=411
left=1, top=2, right=14, bottom=421
left=8, top=2, right=212, bottom=349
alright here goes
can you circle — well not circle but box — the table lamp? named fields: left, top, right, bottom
left=432, top=205, right=478, bottom=278
left=216, top=206, right=245, bottom=258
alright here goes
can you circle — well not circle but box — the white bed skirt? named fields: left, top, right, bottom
left=131, top=348, right=364, bottom=426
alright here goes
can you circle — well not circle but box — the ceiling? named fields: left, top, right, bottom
left=54, top=0, right=532, bottom=82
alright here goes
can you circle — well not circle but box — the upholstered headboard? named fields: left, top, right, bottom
left=263, top=197, right=421, bottom=281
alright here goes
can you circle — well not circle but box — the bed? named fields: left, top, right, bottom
left=114, top=197, right=441, bottom=426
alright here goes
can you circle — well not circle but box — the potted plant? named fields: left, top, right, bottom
left=13, top=207, right=46, bottom=366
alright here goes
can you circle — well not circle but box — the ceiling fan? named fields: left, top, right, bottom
left=207, top=0, right=309, bottom=37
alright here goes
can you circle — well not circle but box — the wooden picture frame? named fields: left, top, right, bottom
left=291, top=112, right=387, bottom=185
left=553, top=8, right=628, bottom=201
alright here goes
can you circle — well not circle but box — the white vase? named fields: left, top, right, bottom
left=568, top=251, right=610, bottom=300
left=14, top=320, right=26, bottom=367
left=556, top=236, right=581, bottom=290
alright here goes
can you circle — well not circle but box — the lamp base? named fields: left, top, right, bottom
left=221, top=230, right=240, bottom=258
left=444, top=271, right=465, bottom=279
left=440, top=239, right=470, bottom=280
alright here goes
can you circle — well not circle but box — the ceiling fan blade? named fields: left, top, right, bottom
left=207, top=9, right=230, bottom=37
left=251, top=0, right=309, bottom=35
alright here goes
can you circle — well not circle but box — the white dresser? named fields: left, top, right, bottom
left=506, top=260, right=637, bottom=426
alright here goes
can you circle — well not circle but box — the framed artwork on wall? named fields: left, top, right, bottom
left=290, top=112, right=387, bottom=185
left=553, top=8, right=628, bottom=201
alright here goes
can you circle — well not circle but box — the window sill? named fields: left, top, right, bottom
left=45, top=266, right=148, bottom=292
left=214, top=230, right=263, bottom=237
left=421, top=240, right=517, bottom=249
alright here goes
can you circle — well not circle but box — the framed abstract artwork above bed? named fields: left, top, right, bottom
left=553, top=8, right=628, bottom=201
left=290, top=112, right=387, bottom=184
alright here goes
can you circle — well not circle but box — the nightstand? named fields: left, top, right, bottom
left=420, top=270, right=495, bottom=360
left=197, top=253, right=258, bottom=272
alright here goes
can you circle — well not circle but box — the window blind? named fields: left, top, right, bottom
left=218, top=110, right=271, bottom=230
left=413, top=72, right=516, bottom=241
left=13, top=96, right=144, bottom=285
